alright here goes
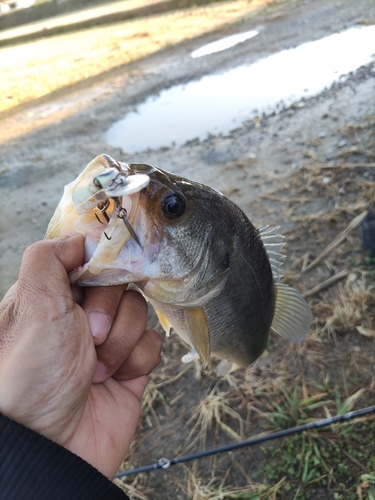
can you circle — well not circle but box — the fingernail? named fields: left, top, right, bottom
left=89, top=312, right=110, bottom=341
left=93, top=361, right=108, bottom=383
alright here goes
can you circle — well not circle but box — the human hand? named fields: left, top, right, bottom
left=0, top=235, right=162, bottom=478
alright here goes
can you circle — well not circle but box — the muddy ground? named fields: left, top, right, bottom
left=0, top=0, right=375, bottom=497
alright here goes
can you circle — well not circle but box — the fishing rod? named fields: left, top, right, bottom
left=116, top=404, right=375, bottom=478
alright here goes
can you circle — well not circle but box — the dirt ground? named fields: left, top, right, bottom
left=1, top=0, right=375, bottom=497
left=1, top=0, right=374, bottom=298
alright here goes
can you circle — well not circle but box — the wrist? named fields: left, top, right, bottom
left=0, top=413, right=129, bottom=499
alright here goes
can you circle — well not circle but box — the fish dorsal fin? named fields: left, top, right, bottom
left=257, top=225, right=285, bottom=281
left=271, top=283, right=313, bottom=343
left=184, top=308, right=211, bottom=367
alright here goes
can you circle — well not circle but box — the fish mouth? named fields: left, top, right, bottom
left=68, top=194, right=139, bottom=285
left=64, top=154, right=150, bottom=286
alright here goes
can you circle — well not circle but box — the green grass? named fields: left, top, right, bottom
left=260, top=420, right=375, bottom=499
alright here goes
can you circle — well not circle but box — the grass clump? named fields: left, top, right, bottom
left=261, top=420, right=375, bottom=499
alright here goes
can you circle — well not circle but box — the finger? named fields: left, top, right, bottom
left=19, top=235, right=85, bottom=299
left=2, top=235, right=85, bottom=336
left=93, top=290, right=148, bottom=383
left=82, top=284, right=127, bottom=345
left=24, top=234, right=84, bottom=274
left=113, top=329, right=163, bottom=381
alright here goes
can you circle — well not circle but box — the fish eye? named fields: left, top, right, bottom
left=161, top=194, right=186, bottom=220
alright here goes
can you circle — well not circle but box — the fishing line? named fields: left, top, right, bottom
left=115, top=404, right=375, bottom=478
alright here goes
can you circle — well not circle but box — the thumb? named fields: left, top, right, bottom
left=0, top=235, right=86, bottom=357
left=18, top=234, right=85, bottom=299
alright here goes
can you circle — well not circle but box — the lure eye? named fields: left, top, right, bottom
left=161, top=194, right=186, bottom=220
left=93, top=177, right=103, bottom=190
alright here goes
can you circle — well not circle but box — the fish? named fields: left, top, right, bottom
left=46, top=153, right=312, bottom=373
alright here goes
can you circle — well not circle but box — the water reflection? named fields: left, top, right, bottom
left=107, top=25, right=375, bottom=153
left=190, top=29, right=259, bottom=58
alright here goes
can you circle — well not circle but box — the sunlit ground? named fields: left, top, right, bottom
left=0, top=0, right=278, bottom=114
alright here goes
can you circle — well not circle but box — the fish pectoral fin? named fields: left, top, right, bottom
left=184, top=308, right=211, bottom=368
left=271, top=283, right=313, bottom=344
left=154, top=308, right=172, bottom=337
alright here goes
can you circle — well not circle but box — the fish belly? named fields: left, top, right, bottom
left=150, top=287, right=272, bottom=368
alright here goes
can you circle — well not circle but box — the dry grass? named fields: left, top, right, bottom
left=0, top=0, right=280, bottom=114
left=180, top=465, right=272, bottom=499
left=324, top=274, right=375, bottom=338
left=186, top=385, right=245, bottom=448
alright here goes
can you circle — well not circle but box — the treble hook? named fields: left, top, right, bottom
left=97, top=200, right=111, bottom=223
left=94, top=214, right=111, bottom=240
left=113, top=197, right=142, bottom=248
left=95, top=200, right=112, bottom=240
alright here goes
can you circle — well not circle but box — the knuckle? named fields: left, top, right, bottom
left=23, top=239, right=52, bottom=261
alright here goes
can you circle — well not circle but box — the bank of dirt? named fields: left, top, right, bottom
left=0, top=0, right=375, bottom=497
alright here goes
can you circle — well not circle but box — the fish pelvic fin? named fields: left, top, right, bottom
left=216, top=360, right=240, bottom=376
left=257, top=225, right=285, bottom=281
left=154, top=308, right=172, bottom=337
left=184, top=308, right=211, bottom=367
left=271, top=283, right=313, bottom=344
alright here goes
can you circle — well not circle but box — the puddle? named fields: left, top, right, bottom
left=107, top=25, right=375, bottom=153
left=190, top=29, right=259, bottom=58
left=15, top=0, right=36, bottom=7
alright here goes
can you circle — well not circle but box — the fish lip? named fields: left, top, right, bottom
left=69, top=263, right=144, bottom=285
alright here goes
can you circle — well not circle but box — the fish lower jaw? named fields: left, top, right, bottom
left=69, top=259, right=146, bottom=286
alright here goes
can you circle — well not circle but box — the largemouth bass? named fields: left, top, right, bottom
left=46, top=154, right=312, bottom=371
